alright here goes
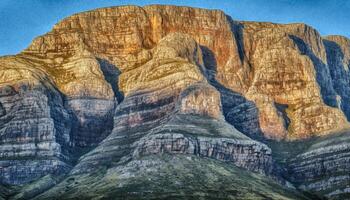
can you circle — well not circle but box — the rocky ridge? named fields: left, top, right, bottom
left=0, top=4, right=349, bottom=199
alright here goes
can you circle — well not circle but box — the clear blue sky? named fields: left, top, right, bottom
left=0, top=0, right=349, bottom=56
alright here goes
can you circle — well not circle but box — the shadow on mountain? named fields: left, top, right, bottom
left=97, top=58, right=124, bottom=103
left=289, top=35, right=338, bottom=107
left=229, top=17, right=245, bottom=63
left=200, top=43, right=265, bottom=141
left=323, top=39, right=350, bottom=120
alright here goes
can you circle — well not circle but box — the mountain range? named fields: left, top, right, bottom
left=1, top=5, right=350, bottom=199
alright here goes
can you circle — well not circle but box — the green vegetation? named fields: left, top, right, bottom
left=32, top=155, right=313, bottom=200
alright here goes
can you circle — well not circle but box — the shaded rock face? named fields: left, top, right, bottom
left=324, top=36, right=350, bottom=120
left=0, top=58, right=72, bottom=184
left=0, top=41, right=118, bottom=184
left=0, top=4, right=350, bottom=200
left=47, top=47, right=116, bottom=147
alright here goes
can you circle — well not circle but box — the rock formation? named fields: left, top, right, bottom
left=0, top=4, right=349, bottom=200
left=0, top=57, right=72, bottom=185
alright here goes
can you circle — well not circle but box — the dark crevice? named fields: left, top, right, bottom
left=97, top=58, right=124, bottom=103
left=200, top=45, right=217, bottom=80
left=45, top=82, right=72, bottom=161
left=274, top=103, right=290, bottom=129
left=228, top=17, right=245, bottom=63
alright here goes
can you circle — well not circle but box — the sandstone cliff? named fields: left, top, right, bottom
left=20, top=5, right=350, bottom=141
left=0, top=4, right=349, bottom=200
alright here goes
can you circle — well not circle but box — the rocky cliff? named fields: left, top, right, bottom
left=0, top=5, right=349, bottom=200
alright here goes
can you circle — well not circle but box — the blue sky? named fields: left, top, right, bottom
left=0, top=0, right=349, bottom=56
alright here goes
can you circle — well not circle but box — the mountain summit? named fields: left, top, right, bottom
left=0, top=5, right=350, bottom=199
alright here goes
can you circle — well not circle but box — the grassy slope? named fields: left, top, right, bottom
left=27, top=154, right=314, bottom=200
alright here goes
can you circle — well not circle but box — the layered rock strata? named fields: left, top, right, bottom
left=69, top=33, right=273, bottom=177
left=0, top=4, right=349, bottom=200
left=0, top=57, right=72, bottom=184
left=19, top=5, right=350, bottom=141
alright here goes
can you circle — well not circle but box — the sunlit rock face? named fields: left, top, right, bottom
left=239, top=22, right=349, bottom=140
left=0, top=4, right=350, bottom=199
left=21, top=5, right=349, bottom=140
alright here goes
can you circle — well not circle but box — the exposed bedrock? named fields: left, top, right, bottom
left=21, top=5, right=350, bottom=140
left=0, top=57, right=72, bottom=184
left=280, top=35, right=350, bottom=200
left=238, top=22, right=349, bottom=140
left=132, top=121, right=273, bottom=174
left=0, top=36, right=119, bottom=184
left=281, top=132, right=350, bottom=199
left=1, top=5, right=350, bottom=199
left=50, top=45, right=117, bottom=147
left=70, top=33, right=273, bottom=177
left=324, top=36, right=350, bottom=120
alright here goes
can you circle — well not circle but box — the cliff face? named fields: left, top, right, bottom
left=286, top=36, right=350, bottom=199
left=20, top=5, right=350, bottom=141
left=324, top=36, right=350, bottom=120
left=240, top=22, right=349, bottom=140
left=0, top=4, right=350, bottom=199
left=0, top=57, right=72, bottom=184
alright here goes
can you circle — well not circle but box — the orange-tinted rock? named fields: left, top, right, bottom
left=19, top=5, right=350, bottom=140
left=240, top=22, right=349, bottom=139
left=2, top=5, right=350, bottom=198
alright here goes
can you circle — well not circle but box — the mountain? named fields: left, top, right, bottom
left=0, top=5, right=349, bottom=199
